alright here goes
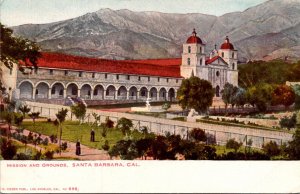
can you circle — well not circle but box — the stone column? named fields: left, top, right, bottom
left=77, top=89, right=81, bottom=98
left=103, top=90, right=107, bottom=100
left=166, top=92, right=169, bottom=101
left=48, top=88, right=52, bottom=99
left=90, top=90, right=93, bottom=100
left=137, top=91, right=140, bottom=101
left=114, top=90, right=117, bottom=100
left=63, top=88, right=67, bottom=98
left=126, top=90, right=129, bottom=100
left=147, top=91, right=150, bottom=98
left=157, top=91, right=159, bottom=101
left=32, top=87, right=36, bottom=100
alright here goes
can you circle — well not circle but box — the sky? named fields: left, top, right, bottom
left=1, top=0, right=268, bottom=27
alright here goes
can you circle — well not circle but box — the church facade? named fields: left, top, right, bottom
left=2, top=29, right=238, bottom=105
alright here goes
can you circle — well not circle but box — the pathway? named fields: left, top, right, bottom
left=0, top=123, right=110, bottom=160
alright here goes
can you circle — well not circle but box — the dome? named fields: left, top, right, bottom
left=220, top=36, right=234, bottom=50
left=186, top=29, right=202, bottom=44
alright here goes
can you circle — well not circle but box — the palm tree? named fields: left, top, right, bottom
left=55, top=108, right=68, bottom=155
left=19, top=105, right=31, bottom=118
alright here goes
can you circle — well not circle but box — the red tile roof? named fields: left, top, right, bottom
left=31, top=52, right=182, bottom=78
left=206, top=56, right=228, bottom=65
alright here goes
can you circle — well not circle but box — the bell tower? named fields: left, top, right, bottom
left=180, top=29, right=206, bottom=78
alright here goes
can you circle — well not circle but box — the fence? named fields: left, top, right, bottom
left=25, top=101, right=293, bottom=149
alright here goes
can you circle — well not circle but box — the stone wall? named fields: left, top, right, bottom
left=24, top=101, right=293, bottom=148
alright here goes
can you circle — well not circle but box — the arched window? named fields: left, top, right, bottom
left=222, top=52, right=224, bottom=58
left=188, top=46, right=191, bottom=53
left=51, top=87, right=55, bottom=94
left=216, top=71, right=220, bottom=77
left=232, top=63, right=235, bottom=70
left=200, top=59, right=202, bottom=65
left=200, top=47, right=202, bottom=53
left=187, top=58, right=191, bottom=65
left=232, top=52, right=234, bottom=58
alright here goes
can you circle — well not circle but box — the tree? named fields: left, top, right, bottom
left=28, top=112, right=40, bottom=124
left=262, top=141, right=281, bottom=157
left=71, top=102, right=86, bottom=124
left=279, top=114, right=297, bottom=130
left=0, top=137, right=17, bottom=160
left=221, top=83, right=238, bottom=109
left=108, top=140, right=138, bottom=160
left=286, top=129, right=300, bottom=159
left=19, top=104, right=31, bottom=118
left=189, top=128, right=207, bottom=142
left=92, top=112, right=100, bottom=126
left=177, top=76, right=214, bottom=114
left=55, top=108, right=68, bottom=154
left=135, top=138, right=153, bottom=160
left=162, top=102, right=171, bottom=111
left=272, top=84, right=295, bottom=107
left=226, top=138, right=242, bottom=153
left=116, top=117, right=133, bottom=136
left=292, top=84, right=300, bottom=110
left=233, top=87, right=247, bottom=107
left=14, top=112, right=23, bottom=126
left=2, top=111, right=13, bottom=137
left=246, top=83, right=274, bottom=112
left=0, top=23, right=41, bottom=71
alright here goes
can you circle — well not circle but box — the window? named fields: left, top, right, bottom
left=167, top=78, right=169, bottom=83
left=200, top=59, right=202, bottom=65
left=105, top=74, right=107, bottom=79
left=51, top=87, right=55, bottom=94
left=232, top=63, right=235, bottom=70
left=92, top=73, right=95, bottom=78
left=200, top=47, right=202, bottom=53
left=50, top=69, right=53, bottom=75
left=187, top=58, right=191, bottom=65
left=148, top=77, right=150, bottom=82
left=216, top=71, right=220, bottom=77
left=176, top=79, right=178, bottom=83
left=35, top=89, right=38, bottom=95
left=232, top=52, right=234, bottom=58
left=222, top=52, right=224, bottom=58
left=127, top=75, right=130, bottom=80
left=79, top=72, right=82, bottom=77
left=116, top=74, right=119, bottom=80
left=34, top=68, right=38, bottom=74
left=188, top=46, right=191, bottom=53
left=9, top=69, right=12, bottom=75
left=65, top=70, right=68, bottom=76
left=59, top=89, right=63, bottom=96
left=158, top=77, right=160, bottom=82
left=106, top=90, right=109, bottom=95
left=117, top=90, right=120, bottom=95
left=138, top=76, right=141, bottom=81
left=141, top=90, right=146, bottom=96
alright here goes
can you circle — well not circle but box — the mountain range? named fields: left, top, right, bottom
left=11, top=0, right=300, bottom=62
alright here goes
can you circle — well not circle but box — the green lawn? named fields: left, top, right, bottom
left=11, top=139, right=38, bottom=156
left=22, top=121, right=146, bottom=150
left=214, top=145, right=262, bottom=155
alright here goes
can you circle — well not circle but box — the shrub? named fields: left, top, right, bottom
left=49, top=134, right=58, bottom=143
left=61, top=142, right=68, bottom=151
left=44, top=150, right=54, bottom=160
left=102, top=140, right=110, bottom=151
left=189, top=128, right=207, bottom=142
left=262, top=141, right=281, bottom=157
left=47, top=118, right=52, bottom=122
left=0, top=138, right=17, bottom=160
left=33, top=150, right=43, bottom=160
left=226, top=138, right=242, bottom=153
left=279, top=114, right=297, bottom=130
left=42, top=138, right=49, bottom=146
left=104, top=117, right=114, bottom=128
left=16, top=153, right=31, bottom=160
